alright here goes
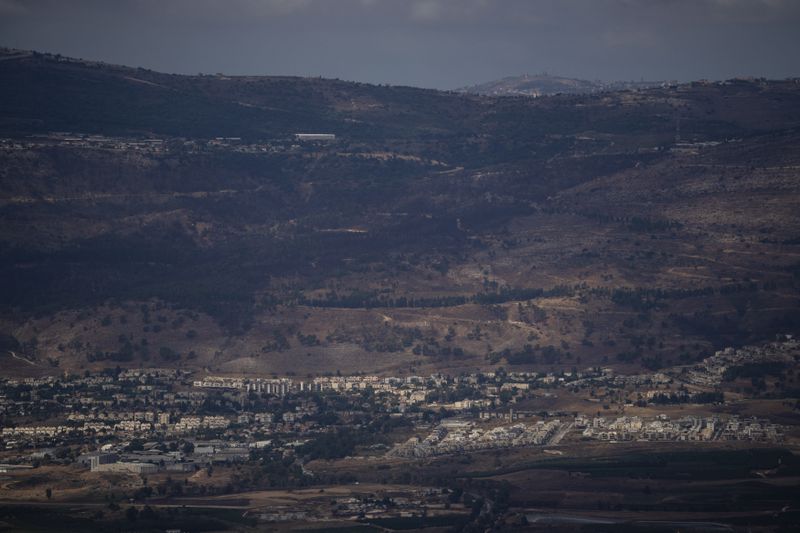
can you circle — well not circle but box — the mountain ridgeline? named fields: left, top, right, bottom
left=2, top=48, right=800, bottom=376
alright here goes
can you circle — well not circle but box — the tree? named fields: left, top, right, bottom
left=125, top=507, right=139, bottom=522
left=159, top=346, right=180, bottom=361
left=140, top=505, right=158, bottom=521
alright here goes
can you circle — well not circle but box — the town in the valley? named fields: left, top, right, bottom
left=2, top=338, right=795, bottom=479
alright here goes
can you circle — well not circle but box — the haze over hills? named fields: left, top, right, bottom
left=2, top=48, right=800, bottom=378
left=459, top=73, right=670, bottom=97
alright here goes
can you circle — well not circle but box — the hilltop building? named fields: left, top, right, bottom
left=294, top=133, right=336, bottom=141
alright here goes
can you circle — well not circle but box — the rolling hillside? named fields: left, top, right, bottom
left=2, top=49, right=800, bottom=376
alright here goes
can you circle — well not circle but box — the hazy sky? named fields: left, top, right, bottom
left=1, top=0, right=799, bottom=89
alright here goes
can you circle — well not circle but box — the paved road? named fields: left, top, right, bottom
left=7, top=351, right=39, bottom=367
left=0, top=499, right=250, bottom=510
left=0, top=52, right=32, bottom=62
left=547, top=422, right=574, bottom=446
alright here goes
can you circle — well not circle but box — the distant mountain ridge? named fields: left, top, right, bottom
left=460, top=73, right=671, bottom=97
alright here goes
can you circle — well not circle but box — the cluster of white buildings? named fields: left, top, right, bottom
left=3, top=413, right=235, bottom=444
left=0, top=133, right=167, bottom=154
left=3, top=421, right=154, bottom=441
left=579, top=415, right=783, bottom=443
left=389, top=412, right=785, bottom=459
left=172, top=416, right=230, bottom=433
left=192, top=374, right=465, bottom=408
left=719, top=417, right=784, bottom=442
left=2, top=425, right=70, bottom=439
left=684, top=338, right=797, bottom=387
left=67, top=411, right=161, bottom=423
left=391, top=418, right=563, bottom=458
left=193, top=376, right=294, bottom=396
left=88, top=453, right=159, bottom=474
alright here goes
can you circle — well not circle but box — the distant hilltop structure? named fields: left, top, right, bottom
left=294, top=133, right=336, bottom=141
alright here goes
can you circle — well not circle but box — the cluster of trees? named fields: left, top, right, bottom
left=300, top=290, right=467, bottom=309
left=489, top=344, right=569, bottom=365
left=643, top=391, right=724, bottom=405
left=570, top=210, right=683, bottom=233
left=296, top=332, right=320, bottom=347
left=426, top=385, right=482, bottom=403
left=296, top=428, right=367, bottom=461
left=605, top=286, right=715, bottom=312
left=260, top=329, right=291, bottom=352
left=296, top=415, right=412, bottom=463
left=413, top=343, right=465, bottom=358
left=298, top=285, right=576, bottom=310
left=326, top=324, right=425, bottom=353
left=246, top=446, right=309, bottom=488
left=723, top=362, right=787, bottom=381
left=86, top=348, right=134, bottom=363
